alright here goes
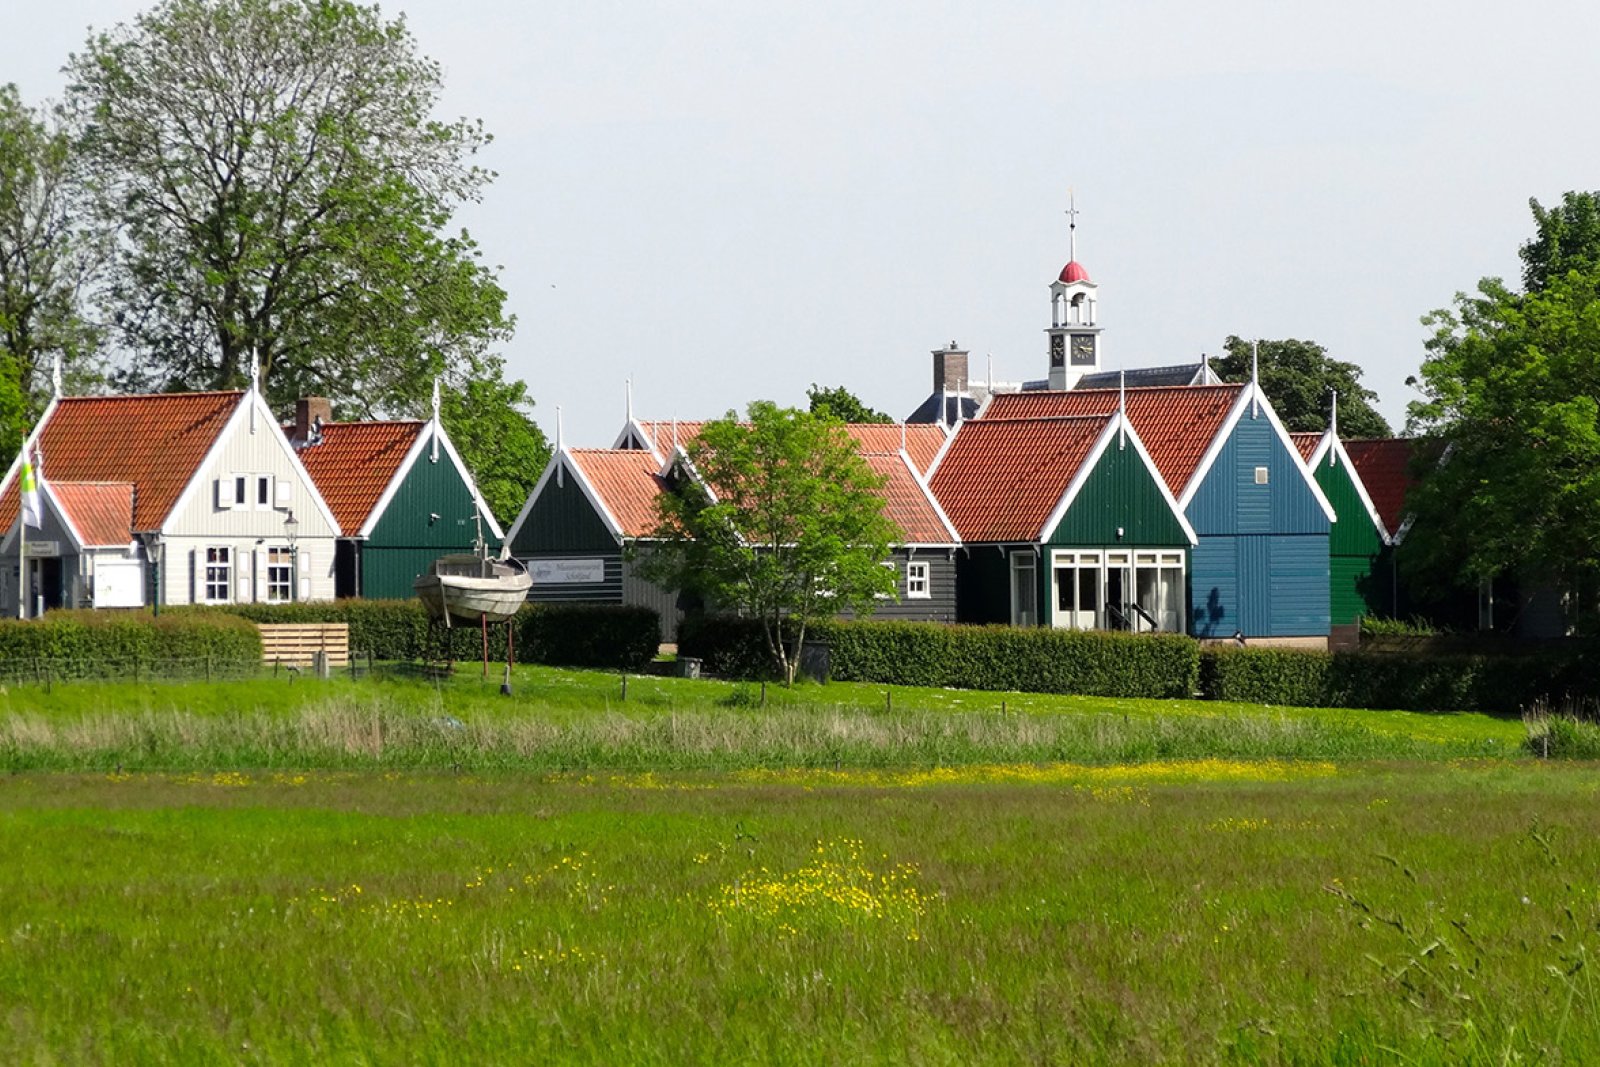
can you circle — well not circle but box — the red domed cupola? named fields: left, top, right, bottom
left=1059, top=260, right=1091, bottom=284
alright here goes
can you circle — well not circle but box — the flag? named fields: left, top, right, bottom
left=19, top=450, right=41, bottom=529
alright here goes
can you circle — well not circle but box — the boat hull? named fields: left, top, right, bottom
left=414, top=571, right=532, bottom=626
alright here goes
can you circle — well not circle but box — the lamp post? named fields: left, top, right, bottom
left=283, top=510, right=299, bottom=602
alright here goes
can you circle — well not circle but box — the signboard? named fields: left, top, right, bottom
left=25, top=541, right=60, bottom=558
left=528, top=557, right=606, bottom=585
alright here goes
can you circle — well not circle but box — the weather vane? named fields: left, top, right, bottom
left=1065, top=189, right=1080, bottom=261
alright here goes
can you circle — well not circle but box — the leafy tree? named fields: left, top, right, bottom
left=62, top=0, right=510, bottom=419
left=0, top=84, right=100, bottom=455
left=1520, top=191, right=1600, bottom=293
left=438, top=361, right=550, bottom=529
left=1406, top=259, right=1600, bottom=602
left=1214, top=336, right=1390, bottom=438
left=806, top=383, right=892, bottom=424
left=641, top=402, right=900, bottom=684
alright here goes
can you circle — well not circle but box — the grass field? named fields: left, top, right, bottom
left=2, top=761, right=1598, bottom=1063
left=1, top=667, right=1583, bottom=1063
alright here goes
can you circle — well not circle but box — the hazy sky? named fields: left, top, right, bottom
left=12, top=1, right=1600, bottom=446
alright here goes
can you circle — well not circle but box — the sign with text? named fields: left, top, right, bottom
left=25, top=541, right=60, bottom=557
left=528, top=557, right=606, bottom=585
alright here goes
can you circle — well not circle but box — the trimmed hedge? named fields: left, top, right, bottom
left=0, top=610, right=260, bottom=679
left=178, top=600, right=660, bottom=672
left=678, top=615, right=1200, bottom=699
left=1199, top=645, right=1600, bottom=715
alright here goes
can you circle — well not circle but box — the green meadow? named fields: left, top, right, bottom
left=1, top=668, right=1590, bottom=1064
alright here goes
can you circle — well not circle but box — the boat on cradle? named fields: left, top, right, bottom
left=414, top=549, right=531, bottom=627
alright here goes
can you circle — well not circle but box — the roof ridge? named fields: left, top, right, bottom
left=59, top=389, right=246, bottom=401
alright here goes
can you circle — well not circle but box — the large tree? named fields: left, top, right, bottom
left=1214, top=336, right=1390, bottom=438
left=806, top=383, right=891, bottom=424
left=1406, top=222, right=1600, bottom=602
left=641, top=402, right=900, bottom=684
left=1520, top=191, right=1600, bottom=293
left=438, top=361, right=549, bottom=528
left=0, top=84, right=100, bottom=456
left=63, top=0, right=510, bottom=418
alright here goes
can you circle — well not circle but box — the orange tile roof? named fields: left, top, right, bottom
left=567, top=449, right=669, bottom=538
left=1290, top=432, right=1323, bottom=462
left=860, top=452, right=957, bottom=544
left=51, top=482, right=135, bottom=547
left=980, top=386, right=1243, bottom=495
left=294, top=421, right=425, bottom=534
left=635, top=419, right=947, bottom=474
left=929, top=415, right=1111, bottom=542
left=0, top=392, right=241, bottom=532
left=1344, top=438, right=1418, bottom=537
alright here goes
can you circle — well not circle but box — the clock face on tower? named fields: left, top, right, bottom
left=1049, top=333, right=1065, bottom=368
left=1070, top=334, right=1097, bottom=367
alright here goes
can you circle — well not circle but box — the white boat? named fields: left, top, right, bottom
left=414, top=541, right=531, bottom=627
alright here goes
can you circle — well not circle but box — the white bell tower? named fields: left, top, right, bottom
left=1046, top=195, right=1103, bottom=390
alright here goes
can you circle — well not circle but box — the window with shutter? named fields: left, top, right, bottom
left=275, top=480, right=292, bottom=508
left=217, top=478, right=236, bottom=509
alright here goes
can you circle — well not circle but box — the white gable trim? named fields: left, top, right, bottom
left=161, top=390, right=341, bottom=536
left=504, top=449, right=626, bottom=549
left=1305, top=429, right=1335, bottom=471
left=1176, top=382, right=1338, bottom=522
left=924, top=417, right=966, bottom=480
left=1325, top=436, right=1393, bottom=545
left=432, top=423, right=506, bottom=541
left=503, top=454, right=561, bottom=548
left=1036, top=413, right=1199, bottom=547
left=0, top=393, right=62, bottom=503
left=353, top=421, right=504, bottom=541
left=898, top=449, right=961, bottom=547
left=355, top=424, right=431, bottom=539
left=610, top=417, right=664, bottom=463
left=40, top=481, right=87, bottom=551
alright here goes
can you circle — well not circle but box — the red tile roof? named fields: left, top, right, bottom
left=51, top=482, right=135, bottom=547
left=567, top=449, right=669, bottom=538
left=980, top=386, right=1243, bottom=495
left=635, top=419, right=947, bottom=474
left=860, top=452, right=957, bottom=544
left=929, top=414, right=1111, bottom=542
left=294, top=421, right=425, bottom=534
left=0, top=392, right=241, bottom=532
left=1344, top=438, right=1418, bottom=538
left=1290, top=432, right=1323, bottom=462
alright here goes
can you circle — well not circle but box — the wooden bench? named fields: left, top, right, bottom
left=257, top=623, right=351, bottom=668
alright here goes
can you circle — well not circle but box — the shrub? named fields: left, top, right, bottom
left=0, top=610, right=260, bottom=680
left=522, top=605, right=659, bottom=672
left=679, top=614, right=1200, bottom=699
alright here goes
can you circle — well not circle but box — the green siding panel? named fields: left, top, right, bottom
left=367, top=447, right=491, bottom=550
left=509, top=470, right=618, bottom=557
left=1046, top=443, right=1189, bottom=547
left=1313, top=454, right=1385, bottom=557
left=361, top=546, right=470, bottom=601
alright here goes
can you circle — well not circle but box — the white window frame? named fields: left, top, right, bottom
left=265, top=545, right=294, bottom=603
left=905, top=560, right=931, bottom=599
left=203, top=546, right=232, bottom=604
left=1051, top=548, right=1185, bottom=633
left=1010, top=551, right=1038, bottom=627
left=874, top=560, right=897, bottom=600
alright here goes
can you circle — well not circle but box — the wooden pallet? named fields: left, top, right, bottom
left=257, top=623, right=350, bottom=668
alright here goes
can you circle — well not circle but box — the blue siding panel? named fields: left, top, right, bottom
left=1187, top=416, right=1329, bottom=537
left=1191, top=536, right=1238, bottom=638
left=1190, top=533, right=1330, bottom=638
left=1267, top=535, right=1330, bottom=636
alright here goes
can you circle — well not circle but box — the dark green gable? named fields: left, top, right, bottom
left=1044, top=441, right=1189, bottom=547
left=508, top=460, right=624, bottom=603
left=358, top=431, right=498, bottom=600
left=1310, top=447, right=1394, bottom=625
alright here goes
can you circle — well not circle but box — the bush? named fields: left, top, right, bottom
left=0, top=610, right=260, bottom=680
left=679, top=614, right=1200, bottom=699
left=183, top=600, right=659, bottom=671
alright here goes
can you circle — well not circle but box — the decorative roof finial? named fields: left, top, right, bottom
left=1066, top=188, right=1080, bottom=264
left=556, top=405, right=564, bottom=450
left=626, top=377, right=633, bottom=423
left=1330, top=389, right=1339, bottom=466
left=1250, top=341, right=1260, bottom=419
left=1118, top=367, right=1127, bottom=451
left=431, top=376, right=441, bottom=462
left=50, top=354, right=61, bottom=397
left=250, top=357, right=260, bottom=395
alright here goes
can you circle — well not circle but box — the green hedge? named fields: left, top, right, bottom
left=179, top=600, right=660, bottom=672
left=1199, top=646, right=1600, bottom=714
left=0, top=610, right=260, bottom=680
left=679, top=615, right=1200, bottom=699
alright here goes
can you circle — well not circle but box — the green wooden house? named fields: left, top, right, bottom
left=290, top=398, right=502, bottom=600
left=928, top=408, right=1196, bottom=631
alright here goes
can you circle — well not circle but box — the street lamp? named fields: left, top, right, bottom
left=283, top=510, right=299, bottom=602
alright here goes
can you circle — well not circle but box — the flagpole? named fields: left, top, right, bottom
left=16, top=489, right=23, bottom=620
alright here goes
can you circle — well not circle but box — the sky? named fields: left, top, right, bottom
left=12, top=1, right=1600, bottom=447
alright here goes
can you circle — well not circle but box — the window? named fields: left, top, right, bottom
left=906, top=561, right=930, bottom=599
left=876, top=560, right=897, bottom=599
left=256, top=475, right=271, bottom=508
left=1133, top=551, right=1185, bottom=633
left=204, top=547, right=231, bottom=603
left=1010, top=552, right=1037, bottom=627
left=1052, top=549, right=1185, bottom=633
left=1053, top=550, right=1102, bottom=630
left=1254, top=466, right=1269, bottom=485
left=266, top=546, right=293, bottom=602
left=234, top=476, right=248, bottom=507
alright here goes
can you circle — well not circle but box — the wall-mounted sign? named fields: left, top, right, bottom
left=25, top=541, right=60, bottom=557
left=528, top=557, right=606, bottom=584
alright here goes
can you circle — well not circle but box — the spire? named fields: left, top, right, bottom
left=1250, top=341, right=1260, bottom=419
left=555, top=405, right=564, bottom=488
left=1066, top=188, right=1079, bottom=264
left=431, top=376, right=441, bottom=462
left=986, top=353, right=993, bottom=393
left=625, top=377, right=633, bottom=423
left=249, top=358, right=260, bottom=433
left=1330, top=389, right=1339, bottom=466
left=1118, top=368, right=1127, bottom=451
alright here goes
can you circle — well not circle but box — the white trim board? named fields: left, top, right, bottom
left=1176, top=381, right=1338, bottom=522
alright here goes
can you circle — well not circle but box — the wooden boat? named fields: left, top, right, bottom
left=414, top=540, right=531, bottom=627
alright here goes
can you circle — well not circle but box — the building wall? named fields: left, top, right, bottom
left=955, top=547, right=1014, bottom=625
left=361, top=438, right=495, bottom=600
left=1186, top=416, right=1329, bottom=537
left=1312, top=453, right=1393, bottom=625
left=1046, top=441, right=1189, bottom=547
left=159, top=534, right=338, bottom=607
left=622, top=547, right=681, bottom=641
left=861, top=549, right=958, bottom=624
left=511, top=467, right=624, bottom=606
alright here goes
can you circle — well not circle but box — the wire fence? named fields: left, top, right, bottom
left=0, top=654, right=394, bottom=688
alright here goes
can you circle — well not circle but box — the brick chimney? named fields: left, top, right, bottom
left=294, top=397, right=333, bottom=444
left=932, top=341, right=969, bottom=394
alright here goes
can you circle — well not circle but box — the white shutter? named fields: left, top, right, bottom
left=255, top=547, right=266, bottom=602
left=297, top=548, right=312, bottom=601
left=217, top=477, right=236, bottom=509
left=275, top=480, right=292, bottom=508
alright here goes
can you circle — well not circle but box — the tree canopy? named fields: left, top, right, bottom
left=806, top=383, right=892, bottom=424
left=438, top=362, right=549, bottom=528
left=0, top=84, right=100, bottom=457
left=640, top=402, right=900, bottom=684
left=1520, top=191, right=1600, bottom=293
left=1406, top=199, right=1600, bottom=600
left=1214, top=336, right=1390, bottom=439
